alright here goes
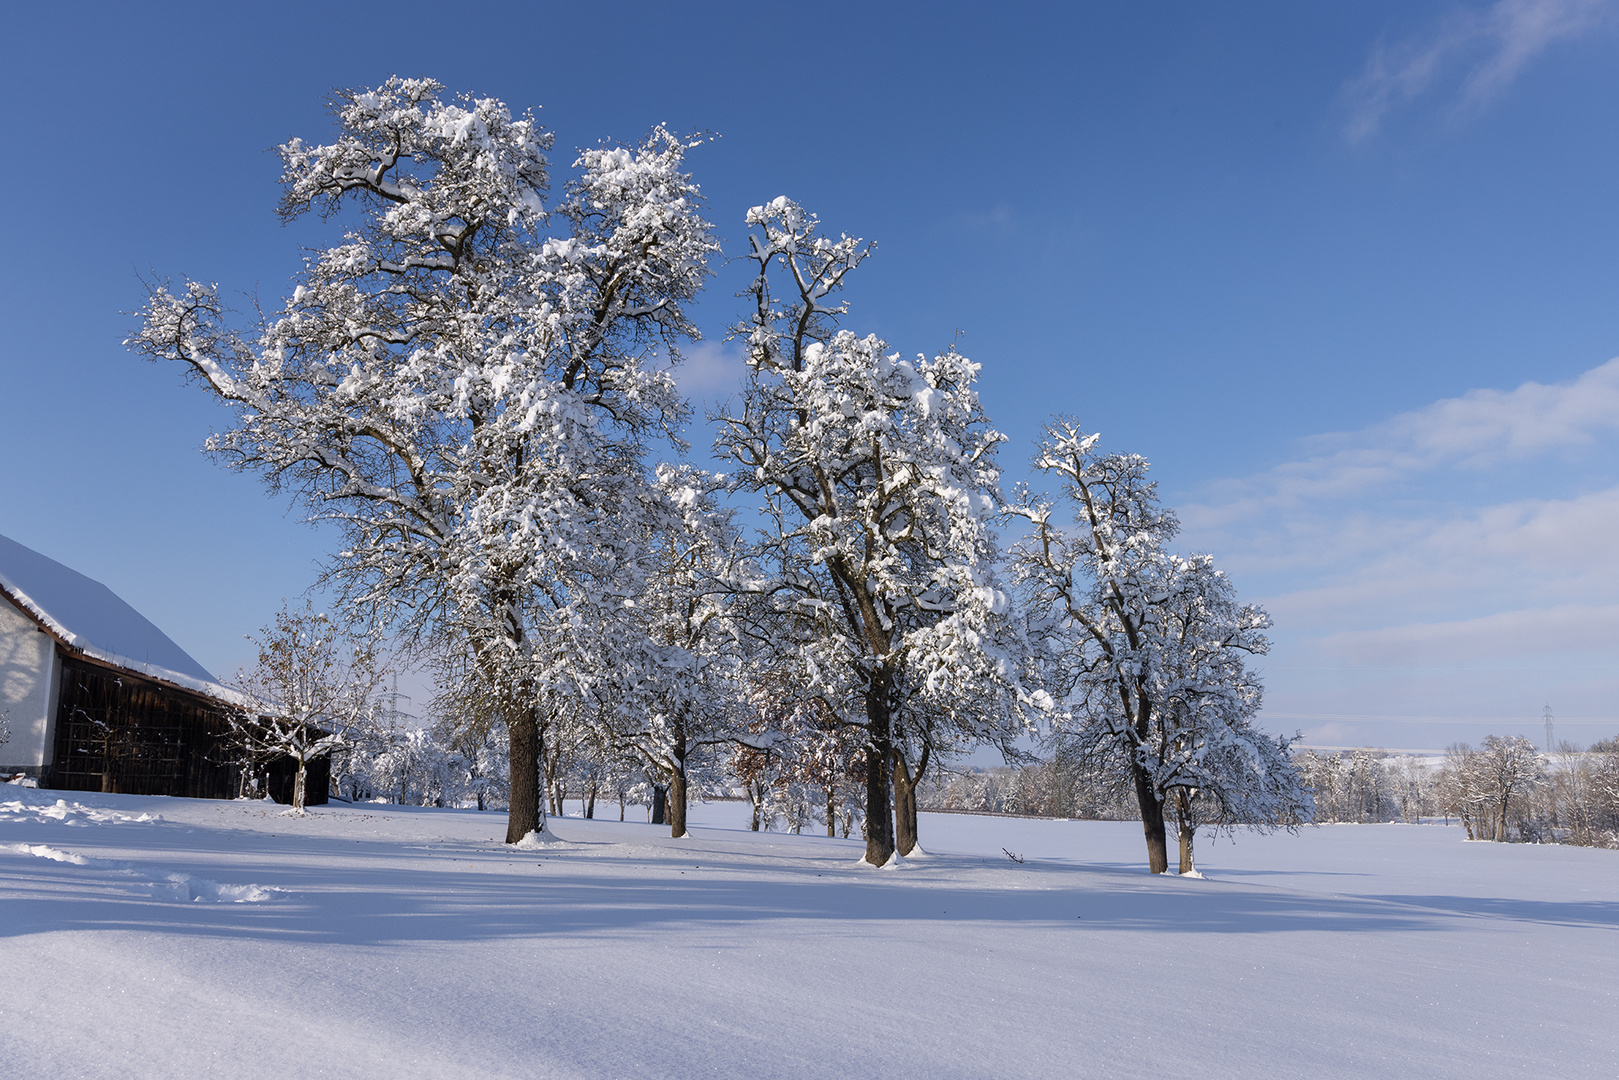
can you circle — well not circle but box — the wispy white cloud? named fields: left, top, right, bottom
left=1182, top=356, right=1619, bottom=734
left=666, top=340, right=748, bottom=403
left=1465, top=0, right=1610, bottom=101
left=1253, top=484, right=1619, bottom=630
left=1312, top=603, right=1619, bottom=665
left=1342, top=21, right=1458, bottom=144
left=1342, top=0, right=1612, bottom=142
left=1185, top=356, right=1619, bottom=528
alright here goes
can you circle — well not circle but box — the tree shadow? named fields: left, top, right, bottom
left=8, top=798, right=1613, bottom=951
left=1356, top=893, right=1619, bottom=929
left=3, top=827, right=1557, bottom=948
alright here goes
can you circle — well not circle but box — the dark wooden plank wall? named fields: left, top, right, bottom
left=47, top=655, right=332, bottom=804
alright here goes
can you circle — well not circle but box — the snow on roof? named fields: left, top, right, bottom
left=0, top=531, right=244, bottom=706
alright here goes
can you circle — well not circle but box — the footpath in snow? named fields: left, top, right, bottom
left=2, top=787, right=1616, bottom=1079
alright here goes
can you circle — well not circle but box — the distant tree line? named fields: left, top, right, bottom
left=922, top=734, right=1619, bottom=850
left=1293, top=735, right=1619, bottom=847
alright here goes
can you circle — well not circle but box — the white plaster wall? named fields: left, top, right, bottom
left=1, top=597, right=58, bottom=770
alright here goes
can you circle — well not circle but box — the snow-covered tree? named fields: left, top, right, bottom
left=731, top=704, right=789, bottom=832
left=575, top=749, right=644, bottom=821
left=1347, top=750, right=1396, bottom=822
left=1010, top=421, right=1310, bottom=873
left=1589, top=737, right=1619, bottom=840
left=233, top=602, right=384, bottom=813
left=442, top=717, right=511, bottom=812
left=797, top=696, right=866, bottom=839
left=1436, top=738, right=1544, bottom=841
left=1436, top=743, right=1486, bottom=838
left=1292, top=751, right=1340, bottom=823
left=714, top=198, right=1023, bottom=865
left=1392, top=755, right=1432, bottom=823
left=598, top=465, right=755, bottom=837
left=732, top=661, right=866, bottom=836
left=890, top=649, right=1033, bottom=854
left=1473, top=734, right=1545, bottom=842
left=556, top=741, right=617, bottom=819
left=130, top=78, right=718, bottom=843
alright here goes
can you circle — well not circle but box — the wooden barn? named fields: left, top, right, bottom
left=0, top=531, right=325, bottom=803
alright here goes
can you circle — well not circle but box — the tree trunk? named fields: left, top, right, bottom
left=541, top=716, right=560, bottom=816
left=668, top=728, right=689, bottom=838
left=892, top=742, right=931, bottom=856
left=826, top=786, right=836, bottom=838
left=893, top=753, right=918, bottom=856
left=651, top=783, right=667, bottom=825
left=668, top=772, right=688, bottom=838
left=585, top=782, right=597, bottom=820
left=1173, top=789, right=1195, bottom=873
left=863, top=671, right=897, bottom=866
left=506, top=705, right=542, bottom=843
left=293, top=757, right=307, bottom=813
left=1131, top=763, right=1170, bottom=873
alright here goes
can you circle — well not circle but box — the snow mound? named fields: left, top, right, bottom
left=0, top=797, right=163, bottom=826
left=2, top=842, right=285, bottom=903
left=154, top=872, right=285, bottom=904
left=6, top=842, right=93, bottom=865
left=511, top=828, right=563, bottom=848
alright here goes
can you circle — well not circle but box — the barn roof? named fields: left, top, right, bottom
left=0, top=531, right=241, bottom=704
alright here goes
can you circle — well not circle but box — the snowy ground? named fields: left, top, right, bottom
left=2, top=788, right=1615, bottom=1079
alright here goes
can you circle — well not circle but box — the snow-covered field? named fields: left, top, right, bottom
left=2, top=788, right=1614, bottom=1079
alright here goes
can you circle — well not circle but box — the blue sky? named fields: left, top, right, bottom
left=3, top=0, right=1617, bottom=751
